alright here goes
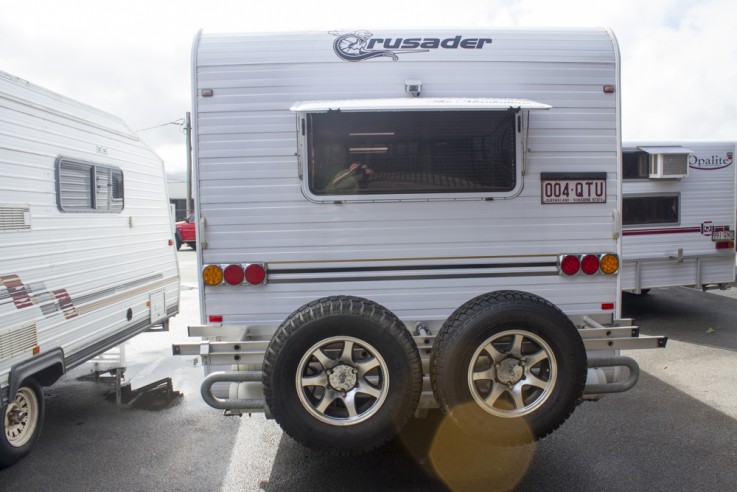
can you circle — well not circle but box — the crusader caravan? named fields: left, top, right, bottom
left=175, top=28, right=667, bottom=453
left=0, top=71, right=180, bottom=466
left=621, top=141, right=736, bottom=293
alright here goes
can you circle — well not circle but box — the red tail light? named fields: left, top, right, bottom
left=244, top=263, right=267, bottom=285
left=560, top=255, right=581, bottom=275
left=560, top=253, right=618, bottom=276
left=581, top=254, right=600, bottom=275
left=223, top=264, right=244, bottom=285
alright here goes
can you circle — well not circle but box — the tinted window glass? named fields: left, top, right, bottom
left=307, top=110, right=517, bottom=196
left=623, top=194, right=679, bottom=226
left=111, top=169, right=124, bottom=201
left=622, top=151, right=649, bottom=179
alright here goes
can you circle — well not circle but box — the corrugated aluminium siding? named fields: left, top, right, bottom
left=193, top=28, right=621, bottom=322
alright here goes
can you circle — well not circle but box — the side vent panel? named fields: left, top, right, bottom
left=0, top=322, right=38, bottom=362
left=0, top=205, right=32, bottom=233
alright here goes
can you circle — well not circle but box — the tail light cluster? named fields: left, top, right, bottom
left=558, top=253, right=619, bottom=276
left=202, top=263, right=268, bottom=286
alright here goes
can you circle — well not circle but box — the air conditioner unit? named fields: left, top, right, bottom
left=639, top=146, right=691, bottom=179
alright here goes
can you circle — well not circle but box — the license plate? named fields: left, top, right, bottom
left=541, top=178, right=606, bottom=204
left=712, top=230, right=735, bottom=241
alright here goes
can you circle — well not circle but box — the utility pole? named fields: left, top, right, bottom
left=184, top=112, right=193, bottom=217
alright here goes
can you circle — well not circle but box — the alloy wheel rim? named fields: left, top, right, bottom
left=467, top=330, right=557, bottom=418
left=296, top=336, right=389, bottom=426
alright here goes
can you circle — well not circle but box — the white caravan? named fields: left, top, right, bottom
left=175, top=28, right=667, bottom=453
left=0, top=71, right=180, bottom=466
left=621, top=141, right=736, bottom=293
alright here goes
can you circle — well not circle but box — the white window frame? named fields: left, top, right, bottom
left=56, top=157, right=124, bottom=213
left=291, top=97, right=550, bottom=203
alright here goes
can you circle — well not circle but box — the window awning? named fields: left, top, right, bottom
left=290, top=97, right=552, bottom=113
left=638, top=146, right=693, bottom=155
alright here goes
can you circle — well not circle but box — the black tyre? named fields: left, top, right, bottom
left=175, top=232, right=183, bottom=250
left=0, top=379, right=45, bottom=468
left=431, top=290, right=586, bottom=445
left=263, top=296, right=422, bottom=454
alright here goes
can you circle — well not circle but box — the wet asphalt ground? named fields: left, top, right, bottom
left=2, top=249, right=737, bottom=491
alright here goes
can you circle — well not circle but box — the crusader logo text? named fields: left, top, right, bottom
left=330, top=30, right=492, bottom=62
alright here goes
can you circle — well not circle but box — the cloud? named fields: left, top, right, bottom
left=619, top=0, right=737, bottom=139
left=1, top=0, right=734, bottom=176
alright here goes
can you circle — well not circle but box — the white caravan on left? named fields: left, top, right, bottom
left=0, top=71, right=180, bottom=466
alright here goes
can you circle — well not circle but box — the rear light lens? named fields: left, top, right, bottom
left=209, top=315, right=223, bottom=323
left=204, top=262, right=268, bottom=286
left=716, top=241, right=734, bottom=250
left=560, top=253, right=618, bottom=276
left=202, top=265, right=223, bottom=285
left=581, top=254, right=600, bottom=275
left=245, top=263, right=267, bottom=285
left=600, top=254, right=619, bottom=274
left=223, top=264, right=245, bottom=285
left=560, top=255, right=581, bottom=275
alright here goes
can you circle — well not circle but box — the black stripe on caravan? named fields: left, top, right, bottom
left=271, top=261, right=556, bottom=275
left=269, top=271, right=559, bottom=284
left=269, top=262, right=558, bottom=284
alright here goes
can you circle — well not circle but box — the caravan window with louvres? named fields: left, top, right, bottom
left=56, top=157, right=124, bottom=213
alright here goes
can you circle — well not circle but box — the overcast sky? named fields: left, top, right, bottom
left=2, top=0, right=735, bottom=178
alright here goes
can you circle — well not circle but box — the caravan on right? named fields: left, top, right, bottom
left=621, top=141, right=736, bottom=294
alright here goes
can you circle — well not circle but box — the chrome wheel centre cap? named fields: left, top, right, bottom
left=328, top=364, right=358, bottom=392
left=496, top=358, right=524, bottom=385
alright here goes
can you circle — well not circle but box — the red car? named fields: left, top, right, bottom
left=175, top=214, right=196, bottom=250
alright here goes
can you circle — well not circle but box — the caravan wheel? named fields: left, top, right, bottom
left=430, top=291, right=586, bottom=445
left=263, top=296, right=422, bottom=454
left=0, top=379, right=45, bottom=467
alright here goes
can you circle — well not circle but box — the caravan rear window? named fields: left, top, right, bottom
left=622, top=151, right=649, bottom=179
left=305, top=110, right=518, bottom=198
left=56, top=158, right=124, bottom=213
left=623, top=194, right=680, bottom=226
